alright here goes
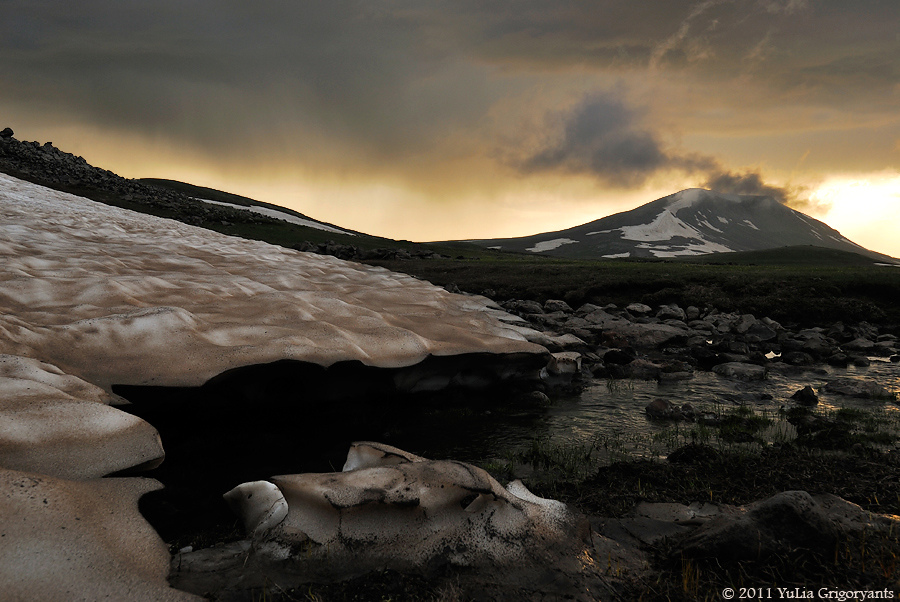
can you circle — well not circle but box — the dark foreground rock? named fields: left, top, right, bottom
left=678, top=490, right=898, bottom=561
left=791, top=384, right=819, bottom=405
left=825, top=378, right=899, bottom=400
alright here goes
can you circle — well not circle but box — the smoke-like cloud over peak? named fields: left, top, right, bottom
left=518, top=92, right=720, bottom=187
left=702, top=169, right=792, bottom=202
left=519, top=89, right=808, bottom=209
left=701, top=168, right=815, bottom=214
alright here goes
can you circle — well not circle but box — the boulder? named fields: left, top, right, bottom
left=725, top=341, right=750, bottom=355
left=656, top=304, right=686, bottom=322
left=733, top=314, right=757, bottom=334
left=543, top=299, right=573, bottom=313
left=574, top=303, right=603, bottom=317
left=0, top=127, right=13, bottom=138
left=781, top=351, right=815, bottom=366
left=743, top=323, right=777, bottom=342
left=626, top=359, right=662, bottom=380
left=873, top=341, right=897, bottom=356
left=645, top=398, right=684, bottom=420
left=825, top=378, right=897, bottom=400
left=504, top=299, right=544, bottom=315
left=547, top=351, right=582, bottom=375
left=826, top=353, right=851, bottom=367
left=790, top=385, right=819, bottom=406
left=625, top=303, right=652, bottom=316
left=712, top=362, right=767, bottom=380
left=679, top=491, right=900, bottom=561
left=603, top=348, right=636, bottom=365
left=843, top=337, right=876, bottom=352
left=583, top=310, right=689, bottom=348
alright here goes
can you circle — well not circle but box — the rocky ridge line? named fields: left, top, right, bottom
left=0, top=127, right=284, bottom=228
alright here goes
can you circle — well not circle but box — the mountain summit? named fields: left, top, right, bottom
left=462, top=189, right=895, bottom=262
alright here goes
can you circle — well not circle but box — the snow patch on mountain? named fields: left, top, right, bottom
left=620, top=210, right=702, bottom=242
left=699, top=220, right=723, bottom=233
left=196, top=198, right=354, bottom=235
left=526, top=238, right=579, bottom=253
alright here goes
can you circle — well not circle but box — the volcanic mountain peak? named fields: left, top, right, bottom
left=462, top=188, right=896, bottom=263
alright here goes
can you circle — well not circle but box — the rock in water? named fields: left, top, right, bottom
left=825, top=378, right=897, bottom=400
left=712, top=362, right=767, bottom=380
left=791, top=385, right=819, bottom=406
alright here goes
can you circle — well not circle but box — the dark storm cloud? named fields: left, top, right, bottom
left=1, top=0, right=897, bottom=181
left=0, top=1, right=485, bottom=163
left=521, top=90, right=805, bottom=208
left=702, top=169, right=797, bottom=204
left=520, top=92, right=715, bottom=187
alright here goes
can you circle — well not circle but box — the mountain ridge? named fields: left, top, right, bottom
left=457, top=188, right=898, bottom=263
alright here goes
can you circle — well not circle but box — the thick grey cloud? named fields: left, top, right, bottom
left=520, top=92, right=714, bottom=186
left=0, top=1, right=489, bottom=163
left=702, top=169, right=798, bottom=204
left=1, top=0, right=897, bottom=186
left=520, top=90, right=807, bottom=208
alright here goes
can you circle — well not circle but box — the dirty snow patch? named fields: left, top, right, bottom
left=526, top=238, right=579, bottom=253
left=196, top=198, right=354, bottom=236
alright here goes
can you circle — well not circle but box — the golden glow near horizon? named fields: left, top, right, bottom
left=807, top=173, right=900, bottom=259
left=12, top=122, right=898, bottom=257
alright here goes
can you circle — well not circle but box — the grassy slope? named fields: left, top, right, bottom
left=365, top=247, right=900, bottom=327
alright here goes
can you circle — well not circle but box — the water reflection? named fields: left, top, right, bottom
left=428, top=358, right=900, bottom=464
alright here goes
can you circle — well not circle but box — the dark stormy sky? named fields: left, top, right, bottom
left=1, top=1, right=898, bottom=254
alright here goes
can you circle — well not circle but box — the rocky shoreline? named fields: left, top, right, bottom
left=498, top=295, right=898, bottom=398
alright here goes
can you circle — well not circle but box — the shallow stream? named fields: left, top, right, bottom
left=426, top=357, right=900, bottom=466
